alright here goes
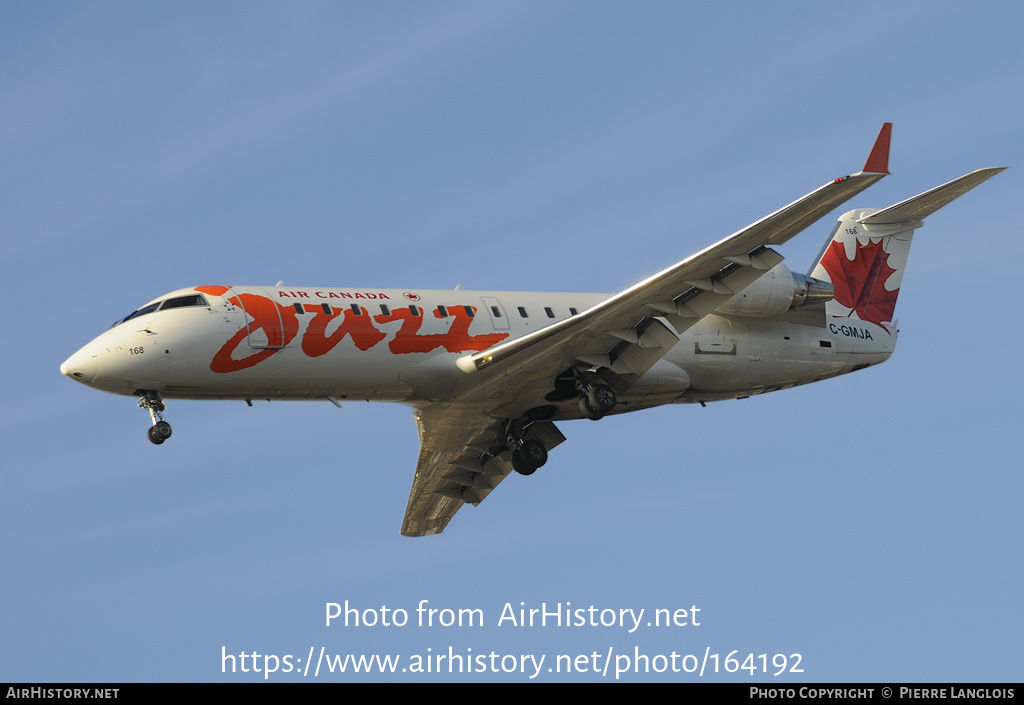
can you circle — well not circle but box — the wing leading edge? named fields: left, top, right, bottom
left=401, top=125, right=893, bottom=536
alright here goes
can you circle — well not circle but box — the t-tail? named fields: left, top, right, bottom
left=809, top=167, right=1006, bottom=331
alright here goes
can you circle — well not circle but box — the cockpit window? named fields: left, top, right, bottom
left=117, top=303, right=160, bottom=326
left=114, top=294, right=209, bottom=327
left=160, top=294, right=208, bottom=310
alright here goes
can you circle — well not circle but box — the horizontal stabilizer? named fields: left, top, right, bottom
left=859, top=167, right=1006, bottom=225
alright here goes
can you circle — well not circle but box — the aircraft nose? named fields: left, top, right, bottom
left=60, top=348, right=98, bottom=385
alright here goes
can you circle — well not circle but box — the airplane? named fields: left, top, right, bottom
left=60, top=124, right=1004, bottom=536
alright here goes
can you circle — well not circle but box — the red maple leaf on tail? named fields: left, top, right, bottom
left=819, top=239, right=899, bottom=326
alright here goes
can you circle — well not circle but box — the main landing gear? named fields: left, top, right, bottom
left=503, top=419, right=549, bottom=476
left=138, top=391, right=172, bottom=445
left=576, top=376, right=617, bottom=421
left=512, top=439, right=547, bottom=476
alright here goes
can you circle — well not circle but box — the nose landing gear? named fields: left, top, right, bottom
left=138, top=391, right=172, bottom=445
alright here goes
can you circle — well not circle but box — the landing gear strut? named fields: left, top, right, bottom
left=138, top=391, right=172, bottom=445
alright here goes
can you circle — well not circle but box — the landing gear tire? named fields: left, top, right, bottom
left=579, top=396, right=604, bottom=421
left=576, top=381, right=616, bottom=420
left=521, top=439, right=547, bottom=468
left=511, top=450, right=534, bottom=475
left=148, top=420, right=172, bottom=445
left=587, top=384, right=616, bottom=413
left=147, top=426, right=166, bottom=445
left=512, top=439, right=547, bottom=475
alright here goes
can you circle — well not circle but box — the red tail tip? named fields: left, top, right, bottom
left=862, top=123, right=892, bottom=174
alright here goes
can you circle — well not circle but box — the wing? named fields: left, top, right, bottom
left=454, top=126, right=893, bottom=407
left=401, top=403, right=565, bottom=536
left=402, top=124, right=892, bottom=536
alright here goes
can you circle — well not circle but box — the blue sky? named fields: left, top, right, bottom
left=3, top=1, right=1021, bottom=682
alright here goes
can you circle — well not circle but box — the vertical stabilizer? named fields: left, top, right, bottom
left=810, top=168, right=1005, bottom=330
left=810, top=212, right=916, bottom=330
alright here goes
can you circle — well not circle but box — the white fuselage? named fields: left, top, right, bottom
left=61, top=284, right=895, bottom=416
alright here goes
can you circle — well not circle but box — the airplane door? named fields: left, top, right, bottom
left=234, top=287, right=290, bottom=349
left=480, top=296, right=509, bottom=330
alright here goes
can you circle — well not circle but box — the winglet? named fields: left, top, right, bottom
left=862, top=123, right=892, bottom=174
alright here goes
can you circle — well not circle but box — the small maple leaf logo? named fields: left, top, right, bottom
left=819, top=239, right=900, bottom=326
left=403, top=292, right=421, bottom=302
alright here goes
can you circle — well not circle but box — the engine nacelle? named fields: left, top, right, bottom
left=715, top=263, right=834, bottom=318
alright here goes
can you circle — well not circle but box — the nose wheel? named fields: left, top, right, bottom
left=138, top=392, right=173, bottom=445
left=147, top=422, right=172, bottom=445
